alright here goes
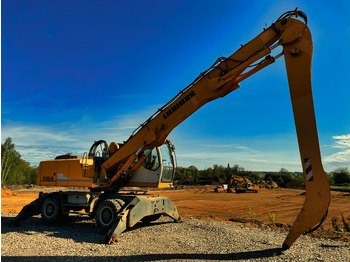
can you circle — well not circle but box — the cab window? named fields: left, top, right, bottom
left=143, top=148, right=159, bottom=171
left=160, top=144, right=174, bottom=181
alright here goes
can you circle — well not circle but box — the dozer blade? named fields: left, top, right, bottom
left=282, top=27, right=330, bottom=249
left=104, top=195, right=181, bottom=244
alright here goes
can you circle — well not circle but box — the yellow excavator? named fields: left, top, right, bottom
left=12, top=9, right=330, bottom=249
left=214, top=175, right=259, bottom=193
left=227, top=175, right=259, bottom=193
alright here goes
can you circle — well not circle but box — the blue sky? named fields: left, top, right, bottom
left=2, top=0, right=350, bottom=172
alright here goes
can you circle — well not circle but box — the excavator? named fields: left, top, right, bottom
left=228, top=175, right=259, bottom=193
left=11, top=9, right=330, bottom=250
left=214, top=175, right=258, bottom=193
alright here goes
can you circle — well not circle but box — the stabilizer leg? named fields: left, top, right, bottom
left=104, top=195, right=180, bottom=244
left=9, top=193, right=43, bottom=227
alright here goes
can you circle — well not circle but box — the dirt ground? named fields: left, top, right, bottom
left=1, top=185, right=349, bottom=241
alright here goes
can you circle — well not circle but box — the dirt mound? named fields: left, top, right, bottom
left=1, top=189, right=17, bottom=197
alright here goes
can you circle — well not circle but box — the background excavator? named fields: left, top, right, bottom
left=228, top=175, right=259, bottom=193
left=214, top=175, right=259, bottom=193
left=12, top=9, right=330, bottom=250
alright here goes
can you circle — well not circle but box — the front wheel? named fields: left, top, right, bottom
left=95, top=199, right=122, bottom=232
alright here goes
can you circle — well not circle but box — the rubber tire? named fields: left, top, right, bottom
left=95, top=199, right=122, bottom=232
left=114, top=198, right=125, bottom=209
left=41, top=195, right=63, bottom=224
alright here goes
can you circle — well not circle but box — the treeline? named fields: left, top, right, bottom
left=2, top=136, right=350, bottom=187
left=1, top=137, right=38, bottom=185
left=174, top=164, right=305, bottom=188
left=175, top=164, right=350, bottom=188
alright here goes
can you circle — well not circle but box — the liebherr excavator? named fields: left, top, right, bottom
left=12, top=9, right=330, bottom=249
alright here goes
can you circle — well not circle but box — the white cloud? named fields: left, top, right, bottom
left=324, top=149, right=350, bottom=163
left=331, top=134, right=350, bottom=148
left=198, top=143, right=254, bottom=151
left=322, top=134, right=350, bottom=170
left=2, top=125, right=78, bottom=145
left=1, top=106, right=159, bottom=166
left=236, top=146, right=250, bottom=150
left=333, top=134, right=350, bottom=140
left=2, top=124, right=89, bottom=165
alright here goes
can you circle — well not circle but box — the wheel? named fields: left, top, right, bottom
left=95, top=199, right=122, bottom=232
left=41, top=195, right=63, bottom=224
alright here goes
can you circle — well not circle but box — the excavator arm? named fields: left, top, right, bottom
left=280, top=13, right=331, bottom=249
left=102, top=9, right=330, bottom=248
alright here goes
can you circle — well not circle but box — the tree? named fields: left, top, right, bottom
left=187, top=165, right=199, bottom=179
left=1, top=137, right=21, bottom=183
left=174, top=167, right=186, bottom=181
left=279, top=168, right=289, bottom=175
left=333, top=167, right=350, bottom=185
left=265, top=174, right=273, bottom=182
left=224, top=163, right=232, bottom=179
left=233, top=164, right=245, bottom=174
left=245, top=171, right=262, bottom=182
left=1, top=137, right=38, bottom=185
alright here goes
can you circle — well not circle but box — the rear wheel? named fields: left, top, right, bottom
left=95, top=199, right=123, bottom=232
left=41, top=195, right=63, bottom=224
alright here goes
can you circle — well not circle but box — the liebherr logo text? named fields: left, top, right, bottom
left=163, top=91, right=196, bottom=119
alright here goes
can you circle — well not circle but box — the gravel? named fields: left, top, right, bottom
left=1, top=213, right=349, bottom=261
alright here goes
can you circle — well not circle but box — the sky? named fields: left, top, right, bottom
left=2, top=0, right=350, bottom=172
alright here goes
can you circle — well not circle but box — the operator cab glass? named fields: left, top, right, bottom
left=142, top=141, right=175, bottom=182
left=143, top=148, right=160, bottom=171
left=160, top=143, right=174, bottom=182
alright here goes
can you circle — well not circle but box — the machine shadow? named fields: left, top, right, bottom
left=1, top=248, right=284, bottom=261
left=121, top=219, right=178, bottom=233
left=1, top=216, right=102, bottom=243
left=1, top=215, right=177, bottom=244
left=109, top=248, right=284, bottom=261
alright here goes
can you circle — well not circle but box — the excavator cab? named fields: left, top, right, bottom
left=127, top=140, right=176, bottom=188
